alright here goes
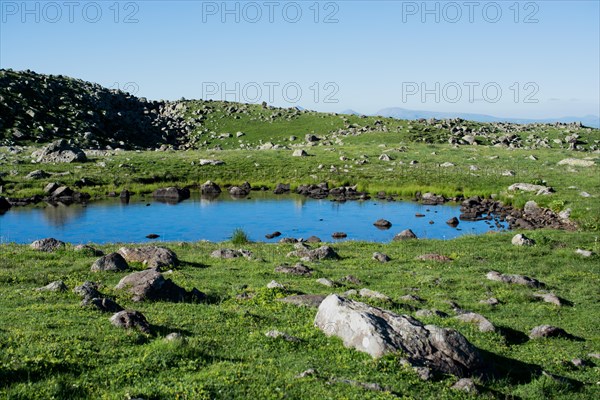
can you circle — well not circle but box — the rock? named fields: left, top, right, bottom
left=393, top=229, right=417, bottom=240
left=524, top=200, right=539, bottom=214
left=328, top=377, right=388, bottom=392
left=43, top=182, right=60, bottom=194
left=146, top=234, right=159, bottom=239
left=110, top=310, right=151, bottom=334
left=90, top=297, right=124, bottom=313
left=165, top=332, right=184, bottom=342
left=557, top=158, right=595, bottom=167
left=265, top=330, right=301, bottom=342
left=373, top=219, right=392, bottom=229
left=533, top=292, right=563, bottom=306
left=91, top=253, right=129, bottom=272
left=198, top=159, right=224, bottom=166
left=34, top=139, right=87, bottom=163
left=210, top=248, right=253, bottom=259
left=359, top=288, right=390, bottom=301
left=479, top=298, right=499, bottom=306
left=287, top=245, right=339, bottom=261
left=25, top=170, right=50, bottom=179
left=0, top=196, right=11, bottom=213
left=580, top=191, right=591, bottom=198
left=331, top=232, right=347, bottom=239
left=571, top=358, right=585, bottom=367
left=415, top=309, right=448, bottom=318
left=316, top=278, right=336, bottom=287
left=508, top=183, right=552, bottom=193
left=341, top=275, right=362, bottom=285
left=74, top=244, right=103, bottom=256
left=228, top=185, right=250, bottom=197
left=152, top=187, right=190, bottom=202
left=273, top=183, right=290, bottom=194
left=512, top=233, right=535, bottom=246
left=201, top=180, right=221, bottom=195
left=265, top=231, right=282, bottom=239
left=529, top=325, right=569, bottom=339
left=446, top=217, right=459, bottom=227
left=115, top=269, right=204, bottom=302
left=415, top=254, right=452, bottom=262
left=51, top=186, right=74, bottom=198
left=74, top=281, right=101, bottom=301
left=575, top=248, right=593, bottom=257
left=314, top=295, right=483, bottom=376
left=451, top=378, right=478, bottom=394
left=274, top=263, right=313, bottom=276
left=305, top=134, right=319, bottom=142
left=372, top=252, right=390, bottom=263
left=295, top=369, right=317, bottom=378
left=267, top=280, right=285, bottom=289
left=278, top=294, right=327, bottom=308
left=292, top=149, right=307, bottom=157
left=306, top=236, right=322, bottom=243
left=30, top=237, right=65, bottom=252
left=486, top=271, right=544, bottom=288
left=118, top=246, right=179, bottom=269
left=400, top=294, right=424, bottom=303
left=378, top=154, right=392, bottom=161
left=440, top=162, right=455, bottom=167
left=36, top=280, right=67, bottom=292
left=455, top=312, right=496, bottom=333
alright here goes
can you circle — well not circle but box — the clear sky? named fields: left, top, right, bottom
left=1, top=0, right=599, bottom=118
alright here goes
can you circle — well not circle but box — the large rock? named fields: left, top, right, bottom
left=314, top=295, right=483, bottom=377
left=373, top=219, right=392, bottom=229
left=30, top=237, right=65, bottom=252
left=91, top=253, right=129, bottom=272
left=508, top=183, right=553, bottom=194
left=33, top=139, right=87, bottom=163
left=511, top=233, right=535, bottom=246
left=118, top=246, right=179, bottom=269
left=114, top=269, right=204, bottom=302
left=201, top=180, right=221, bottom=195
left=152, top=187, right=190, bottom=202
left=274, top=263, right=313, bottom=276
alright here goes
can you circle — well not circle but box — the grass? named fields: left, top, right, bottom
left=0, top=231, right=599, bottom=399
left=1, top=99, right=600, bottom=399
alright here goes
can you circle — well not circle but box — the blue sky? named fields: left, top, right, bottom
left=1, top=0, right=599, bottom=118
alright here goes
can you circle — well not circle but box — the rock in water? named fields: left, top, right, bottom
left=314, top=294, right=483, bottom=377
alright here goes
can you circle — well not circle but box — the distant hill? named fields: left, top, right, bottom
left=374, top=107, right=600, bottom=128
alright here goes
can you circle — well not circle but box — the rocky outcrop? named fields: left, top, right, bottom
left=152, top=187, right=190, bottom=202
left=32, top=139, right=87, bottom=163
left=314, top=295, right=483, bottom=377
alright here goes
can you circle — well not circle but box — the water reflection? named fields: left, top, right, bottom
left=42, top=202, right=86, bottom=227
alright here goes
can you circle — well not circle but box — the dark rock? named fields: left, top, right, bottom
left=91, top=253, right=129, bottom=272
left=152, top=187, right=190, bottom=202
left=287, top=245, right=339, bottom=261
left=114, top=269, right=204, bottom=302
left=265, top=231, right=282, bottom=239
left=273, top=183, right=290, bottom=194
left=74, top=281, right=101, bottom=302
left=305, top=236, right=322, bottom=243
left=446, top=217, right=459, bottom=227
left=110, top=310, right=151, bottom=334
left=275, top=263, right=313, bottom=276
left=373, top=219, right=392, bottom=229
left=0, top=196, right=11, bottom=214
left=90, top=297, right=124, bottom=313
left=146, top=234, right=159, bottom=239
left=201, top=180, right=221, bottom=195
left=332, top=232, right=347, bottom=239
left=43, top=182, right=60, bottom=194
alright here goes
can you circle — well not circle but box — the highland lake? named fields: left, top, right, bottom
left=0, top=193, right=507, bottom=244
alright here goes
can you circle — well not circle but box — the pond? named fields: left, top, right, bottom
left=0, top=193, right=507, bottom=244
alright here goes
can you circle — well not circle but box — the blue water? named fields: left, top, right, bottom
left=0, top=193, right=506, bottom=244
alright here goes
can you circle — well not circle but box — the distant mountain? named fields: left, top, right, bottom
left=339, top=109, right=361, bottom=116
left=375, top=107, right=600, bottom=128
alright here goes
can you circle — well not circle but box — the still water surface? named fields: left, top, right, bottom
left=0, top=193, right=506, bottom=244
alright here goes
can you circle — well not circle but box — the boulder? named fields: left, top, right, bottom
left=486, top=271, right=544, bottom=288
left=274, top=263, right=313, bottom=276
left=267, top=280, right=285, bottom=289
left=114, top=269, right=204, bottom=302
left=265, top=231, right=282, bottom=239
left=152, top=187, right=190, bottom=202
left=359, top=288, right=390, bottom=301
left=314, top=295, right=483, bottom=377
left=372, top=252, right=390, bottom=263
left=118, top=246, right=179, bottom=269
left=287, top=245, right=339, bottom=261
left=30, top=237, right=65, bottom=252
left=210, top=248, right=253, bottom=259
left=373, top=219, right=392, bottom=229
left=292, top=149, right=308, bottom=157
left=90, top=297, right=124, bottom=313
left=316, top=278, right=336, bottom=287
left=36, top=280, right=68, bottom=292
left=331, top=232, right=347, bottom=239
left=529, top=325, right=569, bottom=339
left=74, top=244, right=104, bottom=256
left=25, top=170, right=50, bottom=179
left=393, top=229, right=417, bottom=240
left=201, top=180, right=221, bottom=195
left=91, top=253, right=129, bottom=272
left=533, top=292, right=563, bottom=307
left=228, top=186, right=250, bottom=197
left=74, top=281, right=101, bottom=301
left=44, top=182, right=60, bottom=194
left=110, top=310, right=151, bottom=334
left=455, top=312, right=496, bottom=333
left=446, top=217, right=459, bottom=227
left=512, top=233, right=535, bottom=246
left=34, top=139, right=87, bottom=163
left=557, top=158, right=595, bottom=167
left=508, top=183, right=553, bottom=193
left=273, top=183, right=290, bottom=194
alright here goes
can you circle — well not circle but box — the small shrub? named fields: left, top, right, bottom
left=231, top=228, right=250, bottom=245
